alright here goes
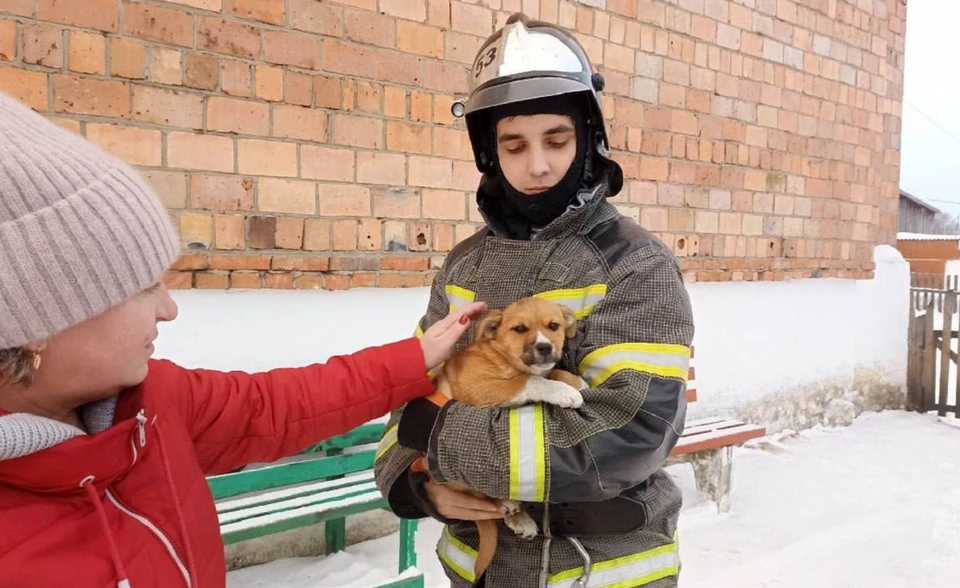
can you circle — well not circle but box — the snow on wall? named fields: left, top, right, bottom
left=155, top=245, right=910, bottom=432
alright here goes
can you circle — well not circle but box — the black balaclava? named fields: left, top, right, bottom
left=483, top=93, right=592, bottom=230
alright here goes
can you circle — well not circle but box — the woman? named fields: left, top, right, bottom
left=0, top=91, right=488, bottom=588
left=374, top=13, right=695, bottom=588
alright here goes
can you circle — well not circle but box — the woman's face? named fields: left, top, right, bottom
left=495, top=113, right=577, bottom=195
left=38, top=283, right=179, bottom=402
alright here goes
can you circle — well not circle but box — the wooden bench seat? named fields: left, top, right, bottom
left=666, top=347, right=766, bottom=512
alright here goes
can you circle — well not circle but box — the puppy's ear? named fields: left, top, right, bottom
left=559, top=305, right=577, bottom=338
left=476, top=310, right=502, bottom=339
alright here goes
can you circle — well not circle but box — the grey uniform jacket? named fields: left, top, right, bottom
left=373, top=181, right=695, bottom=588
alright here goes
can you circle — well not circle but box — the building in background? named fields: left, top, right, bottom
left=0, top=0, right=912, bottom=562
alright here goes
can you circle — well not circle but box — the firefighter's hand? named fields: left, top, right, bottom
left=423, top=480, right=504, bottom=521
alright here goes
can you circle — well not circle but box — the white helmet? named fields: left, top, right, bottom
left=452, top=12, right=620, bottom=192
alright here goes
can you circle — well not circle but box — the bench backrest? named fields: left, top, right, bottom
left=207, top=423, right=386, bottom=501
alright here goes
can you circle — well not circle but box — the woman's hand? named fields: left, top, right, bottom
left=419, top=301, right=488, bottom=372
left=423, top=479, right=504, bottom=521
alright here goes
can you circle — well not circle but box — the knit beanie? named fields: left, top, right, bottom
left=0, top=93, right=180, bottom=349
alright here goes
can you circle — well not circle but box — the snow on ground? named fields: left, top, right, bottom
left=227, top=410, right=960, bottom=588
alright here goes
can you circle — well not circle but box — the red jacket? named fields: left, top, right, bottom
left=0, top=338, right=433, bottom=588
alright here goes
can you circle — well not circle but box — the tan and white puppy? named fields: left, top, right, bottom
left=432, top=296, right=588, bottom=579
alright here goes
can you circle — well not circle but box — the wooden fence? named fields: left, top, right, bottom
left=907, top=277, right=960, bottom=417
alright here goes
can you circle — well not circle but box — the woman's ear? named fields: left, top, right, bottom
left=476, top=310, right=503, bottom=339
left=559, top=305, right=577, bottom=338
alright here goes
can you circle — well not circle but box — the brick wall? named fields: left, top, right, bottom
left=0, top=0, right=906, bottom=288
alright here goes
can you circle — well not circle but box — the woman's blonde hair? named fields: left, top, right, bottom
left=0, top=347, right=36, bottom=386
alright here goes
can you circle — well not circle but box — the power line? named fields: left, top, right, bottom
left=904, top=101, right=960, bottom=147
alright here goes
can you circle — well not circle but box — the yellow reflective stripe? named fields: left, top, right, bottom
left=548, top=534, right=680, bottom=588
left=445, top=284, right=476, bottom=313
left=414, top=324, right=424, bottom=338
left=375, top=424, right=398, bottom=462
left=508, top=404, right=546, bottom=502
left=579, top=343, right=690, bottom=387
left=534, top=284, right=608, bottom=319
left=436, top=525, right=477, bottom=583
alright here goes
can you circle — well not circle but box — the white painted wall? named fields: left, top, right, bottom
left=154, top=245, right=910, bottom=425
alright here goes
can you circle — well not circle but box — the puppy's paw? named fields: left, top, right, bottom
left=505, top=512, right=539, bottom=540
left=500, top=499, right=521, bottom=516
left=549, top=382, right=583, bottom=409
left=575, top=377, right=589, bottom=391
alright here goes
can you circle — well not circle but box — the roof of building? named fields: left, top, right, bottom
left=900, top=189, right=941, bottom=214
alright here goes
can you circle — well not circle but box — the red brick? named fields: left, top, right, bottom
left=444, top=30, right=482, bottom=65
left=264, top=272, right=294, bottom=289
left=374, top=188, right=421, bottom=219
left=0, top=67, right=48, bottom=112
left=0, top=20, right=16, bottom=62
left=345, top=8, right=395, bottom=49
left=179, top=53, right=215, bottom=89
left=1, top=0, right=33, bottom=17
left=320, top=274, right=347, bottom=290
left=68, top=31, right=105, bottom=75
left=352, top=81, right=382, bottom=114
left=303, top=219, right=331, bottom=251
left=274, top=217, right=304, bottom=250
left=133, top=87, right=203, bottom=129
left=38, top=0, right=119, bottom=32
left=165, top=271, right=194, bottom=289
left=165, top=0, right=222, bottom=10
left=254, top=65, right=284, bottom=101
left=86, top=124, right=161, bottom=167
left=333, top=220, right=358, bottom=251
left=179, top=212, right=213, bottom=249
left=272, top=104, right=327, bottom=142
left=23, top=24, right=63, bottom=68
left=409, top=156, right=451, bottom=188
left=387, top=121, right=431, bottom=154
left=170, top=253, right=209, bottom=271
left=398, top=21, right=444, bottom=58
left=640, top=158, right=669, bottom=182
left=167, top=132, right=234, bottom=172
left=257, top=177, right=315, bottom=214
left=264, top=30, right=320, bottom=69
left=291, top=0, right=343, bottom=35
left=358, top=218, right=382, bottom=251
left=357, top=152, right=406, bottom=185
left=196, top=273, right=229, bottom=289
left=318, top=184, right=371, bottom=216
left=422, top=190, right=465, bottom=220
left=376, top=50, right=424, bottom=86
left=207, top=97, right=269, bottom=135
left=332, top=114, right=384, bottom=149
left=190, top=175, right=254, bottom=211
left=384, top=86, right=406, bottom=118
left=285, top=71, right=313, bottom=106
left=54, top=76, right=129, bottom=118
left=301, top=146, right=355, bottom=182
left=123, top=3, right=194, bottom=48
left=433, top=127, right=472, bottom=160
left=143, top=170, right=188, bottom=208
left=217, top=60, right=249, bottom=97
left=197, top=16, right=260, bottom=60
left=382, top=0, right=427, bottom=22
left=149, top=47, right=183, bottom=86
left=110, top=39, right=146, bottom=79
left=323, top=40, right=376, bottom=79
left=231, top=272, right=262, bottom=289
left=225, top=0, right=285, bottom=25
left=215, top=214, right=245, bottom=250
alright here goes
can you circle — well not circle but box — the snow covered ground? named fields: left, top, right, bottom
left=226, top=410, right=960, bottom=588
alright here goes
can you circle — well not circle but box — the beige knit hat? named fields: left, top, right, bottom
left=0, top=93, right=180, bottom=349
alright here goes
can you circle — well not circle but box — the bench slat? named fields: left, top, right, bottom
left=216, top=472, right=374, bottom=514
left=672, top=422, right=766, bottom=456
left=208, top=449, right=377, bottom=500
left=221, top=491, right=388, bottom=545
left=219, top=482, right=379, bottom=525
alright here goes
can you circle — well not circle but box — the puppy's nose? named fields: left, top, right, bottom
left=535, top=342, right=553, bottom=356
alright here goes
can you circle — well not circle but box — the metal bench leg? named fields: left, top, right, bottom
left=689, top=446, right=734, bottom=513
left=325, top=518, right=346, bottom=554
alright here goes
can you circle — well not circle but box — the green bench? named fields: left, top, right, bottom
left=207, top=423, right=424, bottom=588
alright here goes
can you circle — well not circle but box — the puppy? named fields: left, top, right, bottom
left=432, top=296, right=588, bottom=580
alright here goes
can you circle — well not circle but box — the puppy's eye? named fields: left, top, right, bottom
left=512, top=325, right=528, bottom=334
left=547, top=322, right=560, bottom=331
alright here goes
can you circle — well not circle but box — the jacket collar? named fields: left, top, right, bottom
left=0, top=388, right=150, bottom=493
left=476, top=173, right=619, bottom=241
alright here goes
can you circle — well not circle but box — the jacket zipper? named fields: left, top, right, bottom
left=106, top=412, right=193, bottom=588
